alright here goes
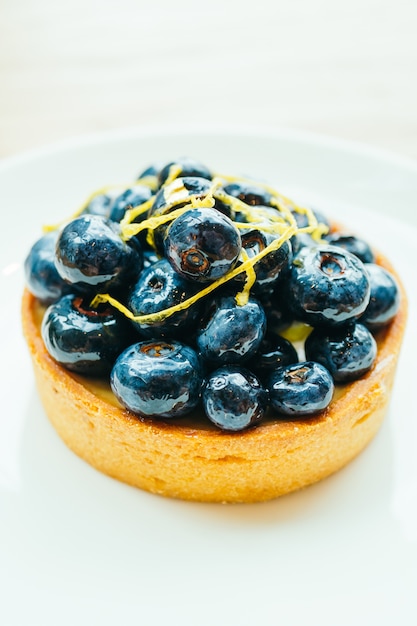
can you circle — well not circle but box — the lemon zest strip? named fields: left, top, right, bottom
left=235, top=249, right=257, bottom=306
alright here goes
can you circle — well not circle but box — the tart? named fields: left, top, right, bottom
left=22, top=252, right=407, bottom=503
left=21, top=161, right=408, bottom=503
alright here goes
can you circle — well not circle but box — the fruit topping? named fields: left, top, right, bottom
left=196, top=295, right=267, bottom=365
left=111, top=340, right=203, bottom=418
left=285, top=245, right=371, bottom=327
left=55, top=214, right=142, bottom=292
left=150, top=176, right=214, bottom=219
left=24, top=231, right=74, bottom=305
left=127, top=258, right=202, bottom=339
left=109, top=184, right=153, bottom=223
left=24, top=156, right=402, bottom=430
left=305, top=323, right=377, bottom=382
left=41, top=295, right=133, bottom=375
left=83, top=190, right=120, bottom=218
left=236, top=228, right=292, bottom=293
left=325, top=233, right=375, bottom=264
left=247, top=333, right=299, bottom=382
left=203, top=366, right=268, bottom=431
left=164, top=208, right=242, bottom=282
left=361, top=263, right=401, bottom=330
left=157, top=157, right=212, bottom=186
left=222, top=181, right=272, bottom=207
left=267, top=361, right=334, bottom=417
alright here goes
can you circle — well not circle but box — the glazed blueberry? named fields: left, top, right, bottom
left=135, top=163, right=162, bottom=192
left=142, top=249, right=161, bottom=270
left=164, top=208, right=242, bottom=282
left=285, top=245, right=370, bottom=327
left=361, top=263, right=401, bottom=330
left=83, top=191, right=119, bottom=218
left=127, top=258, right=202, bottom=338
left=290, top=233, right=317, bottom=255
left=291, top=207, right=330, bottom=231
left=110, top=340, right=203, bottom=418
left=247, top=332, right=299, bottom=381
left=325, top=233, right=375, bottom=264
left=236, top=228, right=292, bottom=292
left=150, top=176, right=213, bottom=219
left=137, top=162, right=162, bottom=178
left=109, top=184, right=152, bottom=223
left=267, top=361, right=334, bottom=417
left=203, top=366, right=268, bottom=431
left=305, top=323, right=377, bottom=382
left=24, top=231, right=73, bottom=304
left=158, top=157, right=212, bottom=186
left=137, top=162, right=163, bottom=180
left=41, top=295, right=133, bottom=375
left=196, top=296, right=266, bottom=364
left=223, top=181, right=272, bottom=206
left=258, top=290, right=293, bottom=330
left=149, top=177, right=216, bottom=251
left=55, top=214, right=142, bottom=292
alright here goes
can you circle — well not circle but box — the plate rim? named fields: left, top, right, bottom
left=1, top=123, right=417, bottom=175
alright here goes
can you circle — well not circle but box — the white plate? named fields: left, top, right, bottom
left=1, top=127, right=416, bottom=626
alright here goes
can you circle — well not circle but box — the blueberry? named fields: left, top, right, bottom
left=247, top=332, right=299, bottom=381
left=267, top=361, right=334, bottom=417
left=285, top=245, right=370, bottom=327
left=257, top=288, right=293, bottom=331
left=24, top=231, right=73, bottom=304
left=127, top=258, right=202, bottom=339
left=135, top=163, right=162, bottom=192
left=223, top=181, right=272, bottom=207
left=325, top=233, right=375, bottom=264
left=164, top=208, right=242, bottom=283
left=196, top=295, right=266, bottom=364
left=55, top=214, right=142, bottom=292
left=290, top=233, right=317, bottom=255
left=291, top=207, right=330, bottom=231
left=142, top=249, right=161, bottom=270
left=109, top=184, right=152, bottom=223
left=137, top=162, right=163, bottom=180
left=361, top=263, right=401, bottom=331
left=148, top=177, right=216, bottom=252
left=83, top=191, right=119, bottom=218
left=305, top=323, right=377, bottom=382
left=150, top=176, right=213, bottom=219
left=158, top=157, right=212, bottom=186
left=41, top=295, right=133, bottom=375
left=236, top=228, right=292, bottom=292
left=110, top=340, right=203, bottom=418
left=203, top=366, right=268, bottom=431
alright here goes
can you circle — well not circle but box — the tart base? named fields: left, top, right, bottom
left=21, top=254, right=407, bottom=503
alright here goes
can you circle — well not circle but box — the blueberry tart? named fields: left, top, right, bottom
left=22, top=158, right=408, bottom=503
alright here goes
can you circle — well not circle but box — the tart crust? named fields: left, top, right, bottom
left=22, top=252, right=407, bottom=503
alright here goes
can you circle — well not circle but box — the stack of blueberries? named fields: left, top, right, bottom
left=25, top=157, right=400, bottom=431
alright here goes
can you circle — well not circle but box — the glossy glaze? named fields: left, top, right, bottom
left=111, top=340, right=203, bottom=418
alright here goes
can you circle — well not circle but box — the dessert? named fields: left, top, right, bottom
left=22, top=157, right=407, bottom=503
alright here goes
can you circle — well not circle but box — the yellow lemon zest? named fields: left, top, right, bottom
left=163, top=164, right=184, bottom=187
left=119, top=196, right=155, bottom=233
left=120, top=204, right=198, bottom=241
left=135, top=174, right=159, bottom=191
left=235, top=248, right=257, bottom=306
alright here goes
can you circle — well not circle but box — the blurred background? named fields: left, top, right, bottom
left=1, top=0, right=417, bottom=160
